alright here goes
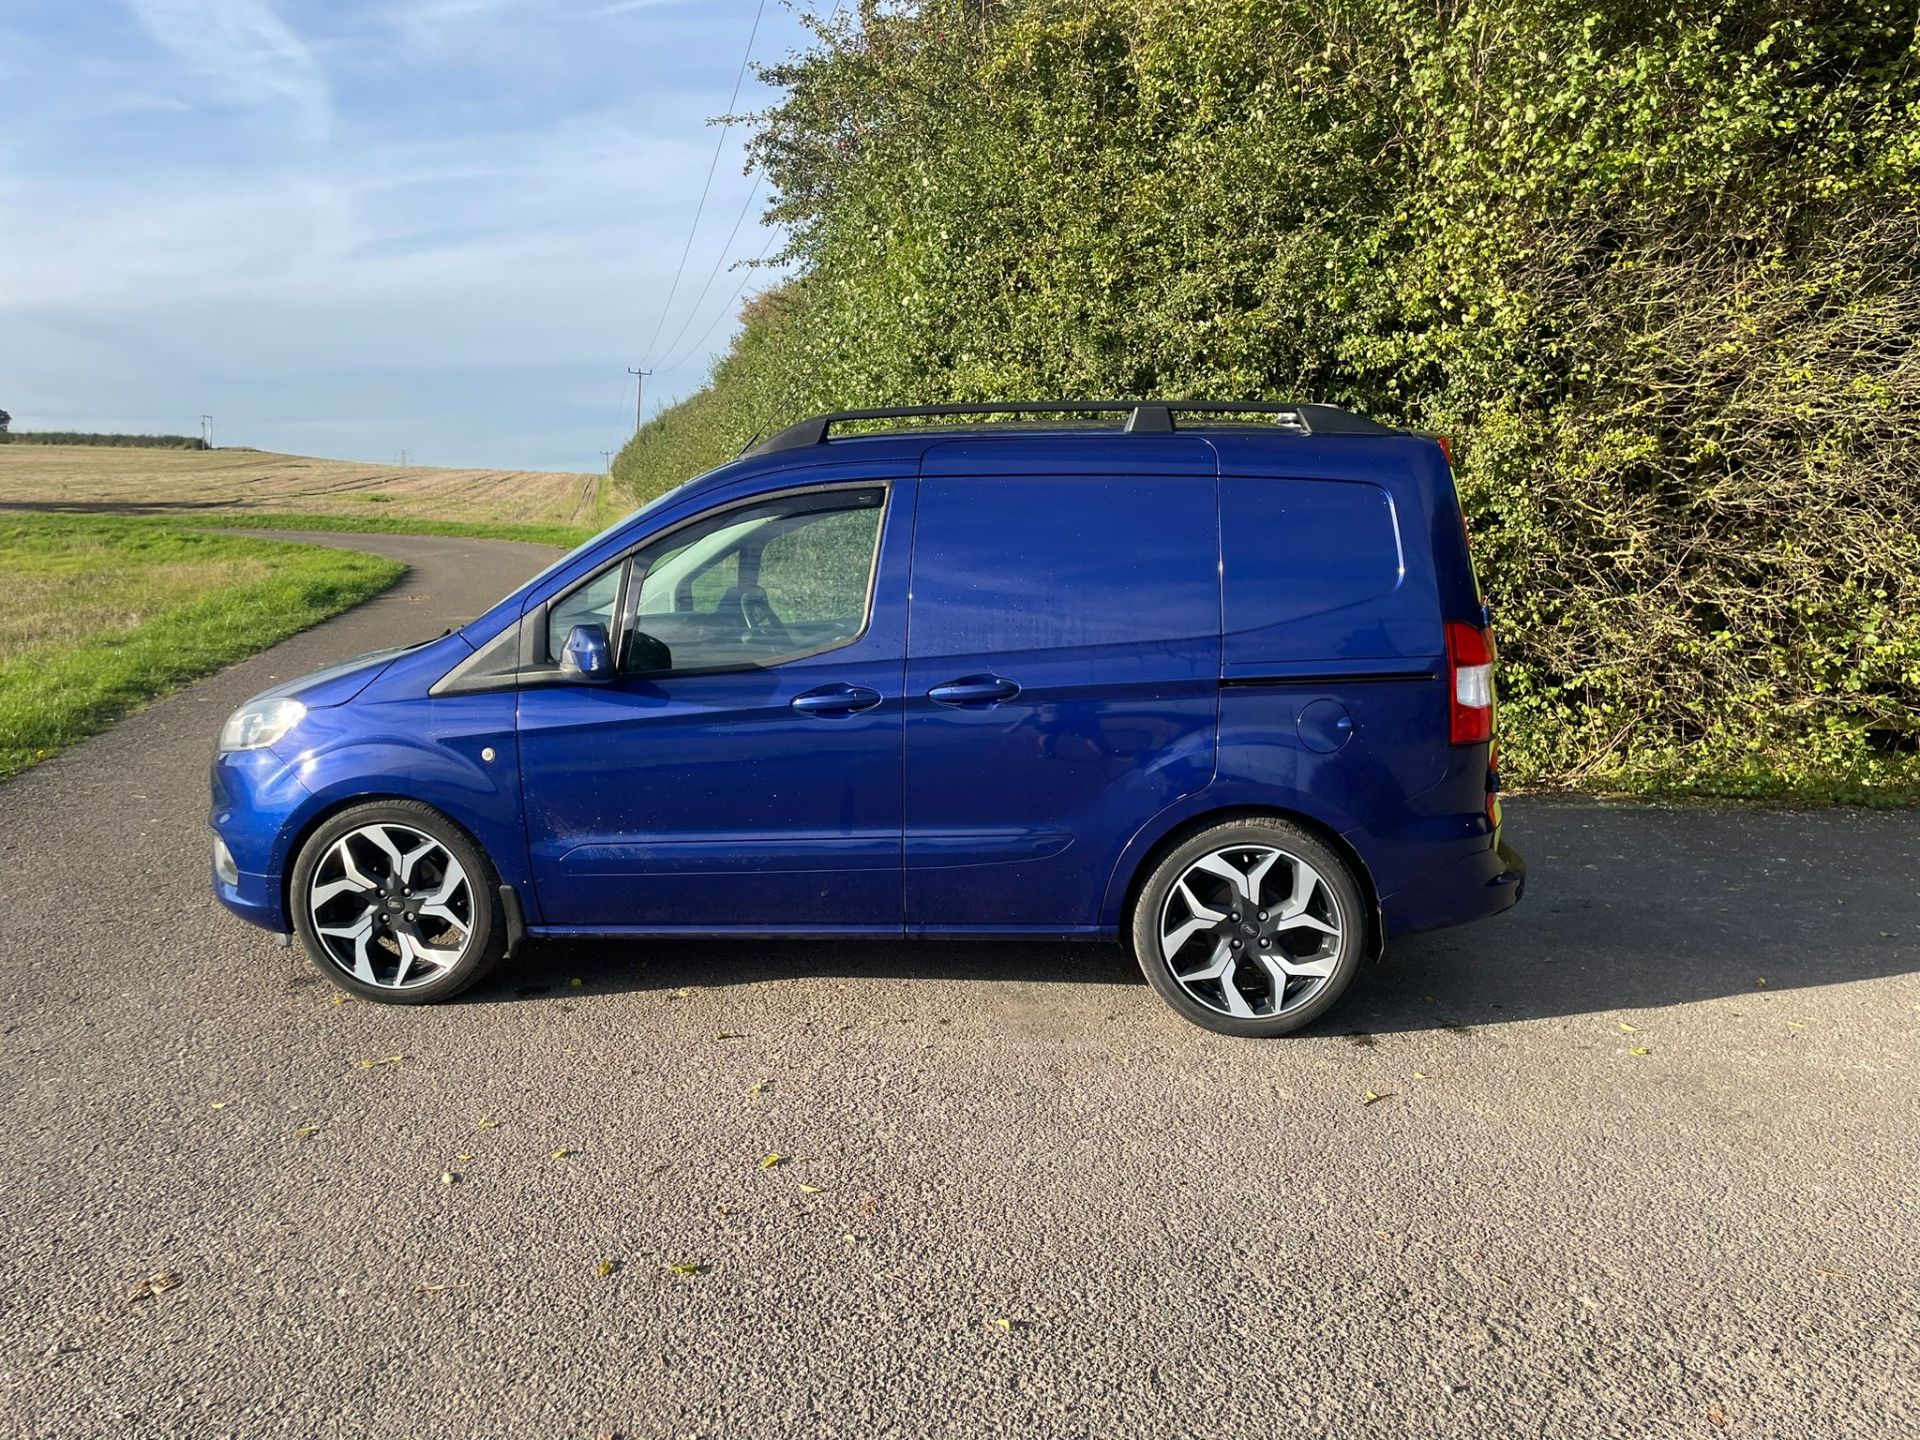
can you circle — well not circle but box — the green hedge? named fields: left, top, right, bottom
left=618, top=0, right=1920, bottom=802
left=0, top=432, right=208, bottom=449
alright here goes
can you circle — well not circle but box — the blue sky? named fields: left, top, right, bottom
left=0, top=0, right=822, bottom=472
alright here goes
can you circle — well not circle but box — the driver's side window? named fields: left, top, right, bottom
left=548, top=488, right=885, bottom=677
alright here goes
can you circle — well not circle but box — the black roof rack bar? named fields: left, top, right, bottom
left=746, top=400, right=1392, bottom=456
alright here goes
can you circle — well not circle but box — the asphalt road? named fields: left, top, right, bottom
left=1, top=532, right=1915, bottom=1440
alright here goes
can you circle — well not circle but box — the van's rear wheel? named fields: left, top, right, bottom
left=291, top=800, right=507, bottom=1004
left=1130, top=818, right=1365, bottom=1037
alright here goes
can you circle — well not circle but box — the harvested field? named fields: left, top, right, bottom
left=0, top=444, right=608, bottom=529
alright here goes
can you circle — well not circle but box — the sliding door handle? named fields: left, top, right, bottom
left=927, top=674, right=1021, bottom=707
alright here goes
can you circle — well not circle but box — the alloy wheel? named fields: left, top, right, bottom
left=1157, top=844, right=1345, bottom=1019
left=307, top=823, right=474, bottom=990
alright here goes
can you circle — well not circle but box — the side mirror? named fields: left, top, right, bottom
left=560, top=623, right=613, bottom=683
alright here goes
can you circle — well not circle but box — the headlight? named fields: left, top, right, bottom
left=218, top=697, right=306, bottom=753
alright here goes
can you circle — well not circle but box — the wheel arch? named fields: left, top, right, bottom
left=1109, top=804, right=1385, bottom=962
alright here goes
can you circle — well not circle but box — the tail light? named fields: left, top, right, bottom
left=1446, top=621, right=1494, bottom=744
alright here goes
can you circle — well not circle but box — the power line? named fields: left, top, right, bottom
left=638, top=5, right=846, bottom=387
left=651, top=4, right=846, bottom=376
left=647, top=172, right=764, bottom=373
left=638, top=0, right=768, bottom=367
left=657, top=230, right=784, bottom=376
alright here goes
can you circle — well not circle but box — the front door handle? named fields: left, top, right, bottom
left=790, top=683, right=884, bottom=717
left=927, top=674, right=1022, bottom=708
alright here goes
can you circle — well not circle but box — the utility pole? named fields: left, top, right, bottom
left=200, top=415, right=214, bottom=448
left=627, top=367, right=652, bottom=434
left=601, top=450, right=614, bottom=472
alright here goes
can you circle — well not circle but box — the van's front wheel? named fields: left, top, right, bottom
left=291, top=800, right=507, bottom=1004
left=1130, top=818, right=1365, bottom=1037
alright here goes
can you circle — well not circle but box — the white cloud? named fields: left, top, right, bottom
left=0, top=0, right=809, bottom=467
left=120, top=0, right=330, bottom=141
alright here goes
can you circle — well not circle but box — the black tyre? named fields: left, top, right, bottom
left=290, top=800, right=507, bottom=1004
left=1129, top=817, right=1367, bottom=1037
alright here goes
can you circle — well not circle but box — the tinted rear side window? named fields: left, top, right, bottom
left=909, top=474, right=1217, bottom=657
left=1222, top=476, right=1432, bottom=665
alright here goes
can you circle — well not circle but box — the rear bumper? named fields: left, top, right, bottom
left=1379, top=834, right=1525, bottom=938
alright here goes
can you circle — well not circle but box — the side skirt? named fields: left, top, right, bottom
left=523, top=923, right=1117, bottom=941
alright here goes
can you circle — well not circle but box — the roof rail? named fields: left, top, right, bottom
left=744, top=400, right=1393, bottom=456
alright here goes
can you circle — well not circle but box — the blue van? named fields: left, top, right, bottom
left=211, top=402, right=1523, bottom=1036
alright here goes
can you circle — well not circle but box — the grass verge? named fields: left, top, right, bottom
left=200, top=511, right=593, bottom=548
left=0, top=514, right=404, bottom=778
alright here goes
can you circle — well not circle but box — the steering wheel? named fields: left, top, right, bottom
left=735, top=584, right=790, bottom=645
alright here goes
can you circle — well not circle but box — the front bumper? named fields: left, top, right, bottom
left=209, top=745, right=311, bottom=936
left=213, top=841, right=289, bottom=936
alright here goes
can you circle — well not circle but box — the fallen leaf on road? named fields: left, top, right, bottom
left=671, top=988, right=690, bottom=999
left=125, top=1271, right=183, bottom=1303
left=568, top=977, right=584, bottom=988
left=1362, top=1090, right=1391, bottom=1106
left=330, top=995, right=348, bottom=1006
left=1754, top=977, right=1769, bottom=989
left=798, top=1183, right=824, bottom=1194
left=716, top=1031, right=745, bottom=1041
left=416, top=1283, right=450, bottom=1295
left=993, top=1317, right=1021, bottom=1332
left=355, top=1055, right=406, bottom=1069
left=440, top=1172, right=458, bottom=1185
left=551, top=1148, right=574, bottom=1160
left=1412, top=1072, right=1430, bottom=1080
left=294, top=1125, right=321, bottom=1138
left=1629, top=1047, right=1651, bottom=1056
left=209, top=1102, right=230, bottom=1110
left=666, top=1262, right=704, bottom=1277
left=749, top=1081, right=770, bottom=1095
left=596, top=1258, right=621, bottom=1278
left=456, top=1152, right=473, bottom=1162
left=760, top=1153, right=784, bottom=1169
left=1786, top=1021, right=1806, bottom=1030
left=1707, top=1403, right=1729, bottom=1429
left=474, top=1116, right=500, bottom=1129
left=1816, top=1267, right=1851, bottom=1279
left=1617, top=1022, right=1640, bottom=1033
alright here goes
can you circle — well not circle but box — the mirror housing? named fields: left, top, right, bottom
left=560, top=623, right=613, bottom=683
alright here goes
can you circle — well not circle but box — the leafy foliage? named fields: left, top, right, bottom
left=618, top=0, right=1920, bottom=800
left=0, top=432, right=208, bottom=449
